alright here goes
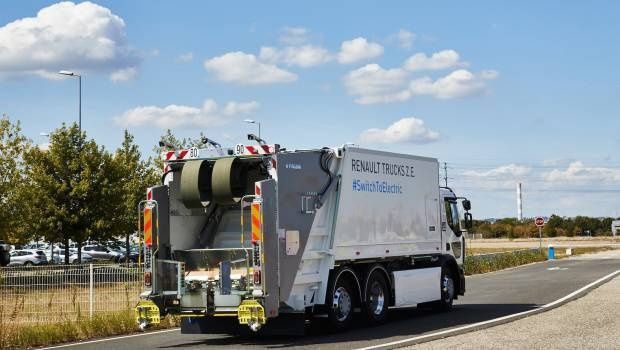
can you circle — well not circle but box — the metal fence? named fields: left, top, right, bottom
left=0, top=264, right=144, bottom=324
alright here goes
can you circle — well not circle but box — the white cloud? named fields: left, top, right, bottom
left=343, top=64, right=410, bottom=104
left=279, top=26, right=309, bottom=45
left=403, top=50, right=464, bottom=71
left=110, top=67, right=137, bottom=82
left=463, top=164, right=532, bottom=178
left=115, top=99, right=259, bottom=129
left=177, top=52, right=194, bottom=62
left=0, top=1, right=140, bottom=80
left=410, top=69, right=498, bottom=99
left=392, top=29, right=416, bottom=49
left=359, top=117, right=440, bottom=144
left=544, top=161, right=620, bottom=184
left=259, top=45, right=331, bottom=67
left=337, top=37, right=384, bottom=64
left=203, top=51, right=297, bottom=85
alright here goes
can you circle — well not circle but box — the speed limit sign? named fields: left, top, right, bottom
left=535, top=217, right=545, bottom=227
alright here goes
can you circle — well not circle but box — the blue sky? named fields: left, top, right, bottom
left=1, top=1, right=619, bottom=218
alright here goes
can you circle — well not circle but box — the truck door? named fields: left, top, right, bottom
left=442, top=198, right=464, bottom=265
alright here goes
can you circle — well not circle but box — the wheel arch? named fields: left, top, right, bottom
left=440, top=255, right=462, bottom=296
left=332, top=266, right=363, bottom=305
left=363, top=264, right=392, bottom=303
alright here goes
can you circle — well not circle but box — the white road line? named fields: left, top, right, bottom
left=38, top=328, right=180, bottom=349
left=355, top=269, right=620, bottom=350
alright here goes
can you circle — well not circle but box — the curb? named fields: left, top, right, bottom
left=356, top=269, right=620, bottom=350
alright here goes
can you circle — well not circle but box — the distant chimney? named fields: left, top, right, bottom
left=517, top=182, right=523, bottom=221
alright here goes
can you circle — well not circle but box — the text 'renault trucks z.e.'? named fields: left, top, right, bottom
left=135, top=138, right=473, bottom=334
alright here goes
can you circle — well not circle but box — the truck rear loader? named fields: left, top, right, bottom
left=135, top=141, right=472, bottom=334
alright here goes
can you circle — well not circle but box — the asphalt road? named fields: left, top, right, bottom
left=49, top=252, right=620, bottom=350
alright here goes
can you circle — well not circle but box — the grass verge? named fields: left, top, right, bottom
left=0, top=310, right=179, bottom=350
left=464, top=249, right=547, bottom=275
left=465, top=246, right=618, bottom=275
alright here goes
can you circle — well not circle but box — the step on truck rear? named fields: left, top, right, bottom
left=135, top=141, right=472, bottom=334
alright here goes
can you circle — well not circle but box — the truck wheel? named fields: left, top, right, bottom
left=328, top=272, right=356, bottom=330
left=363, top=270, right=389, bottom=324
left=434, top=266, right=455, bottom=311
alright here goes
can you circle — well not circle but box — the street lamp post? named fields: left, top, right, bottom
left=58, top=70, right=82, bottom=133
left=243, top=119, right=261, bottom=139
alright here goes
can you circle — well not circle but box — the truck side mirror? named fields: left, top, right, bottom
left=464, top=212, right=473, bottom=230
left=462, top=199, right=471, bottom=211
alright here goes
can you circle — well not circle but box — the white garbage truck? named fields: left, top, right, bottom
left=135, top=140, right=472, bottom=334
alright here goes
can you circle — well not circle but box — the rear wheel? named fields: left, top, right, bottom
left=24, top=261, right=33, bottom=266
left=363, top=270, right=389, bottom=324
left=327, top=271, right=357, bottom=331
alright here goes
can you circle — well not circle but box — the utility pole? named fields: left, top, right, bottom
left=443, top=162, right=448, bottom=187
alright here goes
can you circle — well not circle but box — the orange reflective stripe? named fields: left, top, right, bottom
left=251, top=203, right=262, bottom=242
left=144, top=208, right=152, bottom=247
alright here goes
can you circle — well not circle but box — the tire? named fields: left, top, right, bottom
left=363, top=270, right=389, bottom=325
left=24, top=261, right=33, bottom=266
left=327, top=271, right=357, bottom=331
left=433, top=266, right=456, bottom=311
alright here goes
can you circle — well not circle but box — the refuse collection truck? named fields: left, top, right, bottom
left=135, top=141, right=473, bottom=334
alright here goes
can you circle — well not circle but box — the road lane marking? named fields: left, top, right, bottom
left=38, top=328, right=180, bottom=349
left=547, top=267, right=568, bottom=271
left=356, top=269, right=620, bottom=350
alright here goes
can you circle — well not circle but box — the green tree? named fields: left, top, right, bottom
left=112, top=130, right=159, bottom=258
left=544, top=214, right=563, bottom=237
left=152, top=129, right=206, bottom=169
left=0, top=116, right=31, bottom=243
left=23, top=124, right=118, bottom=263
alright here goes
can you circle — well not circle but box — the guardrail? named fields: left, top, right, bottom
left=0, top=263, right=144, bottom=324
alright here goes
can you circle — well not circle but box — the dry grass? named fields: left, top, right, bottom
left=550, top=246, right=616, bottom=259
left=466, top=247, right=522, bottom=256
left=0, top=283, right=143, bottom=324
left=0, top=310, right=179, bottom=350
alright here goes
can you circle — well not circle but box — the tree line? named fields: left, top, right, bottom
left=0, top=117, right=199, bottom=263
left=472, top=215, right=618, bottom=239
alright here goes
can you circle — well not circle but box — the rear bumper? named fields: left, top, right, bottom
left=180, top=312, right=305, bottom=335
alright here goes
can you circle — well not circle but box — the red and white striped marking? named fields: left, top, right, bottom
left=242, top=144, right=275, bottom=155
left=163, top=149, right=190, bottom=161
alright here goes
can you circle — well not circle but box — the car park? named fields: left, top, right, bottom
left=8, top=250, right=48, bottom=266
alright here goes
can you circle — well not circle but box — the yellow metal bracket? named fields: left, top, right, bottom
left=135, top=299, right=161, bottom=330
left=237, top=299, right=266, bottom=327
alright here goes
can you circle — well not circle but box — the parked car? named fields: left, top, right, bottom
left=51, top=249, right=93, bottom=264
left=8, top=250, right=48, bottom=266
left=120, top=249, right=143, bottom=263
left=82, top=245, right=123, bottom=261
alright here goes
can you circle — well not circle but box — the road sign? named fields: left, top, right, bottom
left=535, top=217, right=545, bottom=227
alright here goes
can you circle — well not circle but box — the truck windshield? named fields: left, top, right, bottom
left=444, top=199, right=461, bottom=233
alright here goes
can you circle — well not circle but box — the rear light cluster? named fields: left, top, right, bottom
left=144, top=272, right=152, bottom=287
left=253, top=270, right=261, bottom=285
